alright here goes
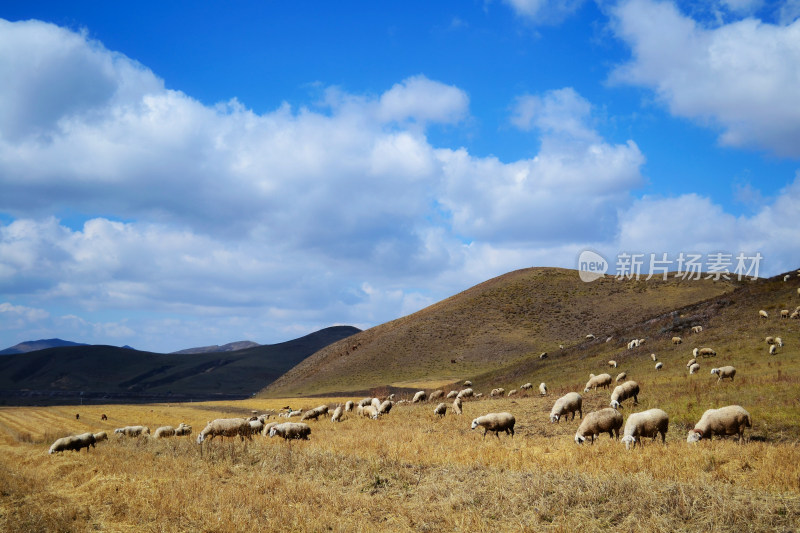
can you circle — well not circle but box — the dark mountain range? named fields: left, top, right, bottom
left=0, top=326, right=360, bottom=405
left=0, top=338, right=89, bottom=356
left=170, top=340, right=261, bottom=354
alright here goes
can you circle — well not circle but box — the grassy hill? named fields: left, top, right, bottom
left=0, top=326, right=359, bottom=405
left=261, top=267, right=741, bottom=397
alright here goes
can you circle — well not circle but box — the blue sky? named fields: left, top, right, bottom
left=1, top=0, right=799, bottom=352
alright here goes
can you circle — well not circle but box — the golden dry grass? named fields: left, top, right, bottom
left=1, top=395, right=798, bottom=532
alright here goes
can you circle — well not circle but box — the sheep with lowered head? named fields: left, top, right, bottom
left=357, top=405, right=379, bottom=419
left=507, top=389, right=518, bottom=397
left=711, top=366, right=736, bottom=383
left=412, top=391, right=427, bottom=403
left=93, top=431, right=108, bottom=443
left=689, top=363, right=700, bottom=374
left=344, top=401, right=354, bottom=412
left=776, top=337, right=783, bottom=347
left=692, top=325, right=703, bottom=333
left=446, top=390, right=459, bottom=399
left=434, top=403, right=447, bottom=417
left=49, top=433, right=97, bottom=454
left=574, top=408, right=623, bottom=445
left=769, top=344, right=777, bottom=355
left=539, top=383, right=547, bottom=396
left=429, top=390, right=445, bottom=402
left=615, top=372, right=627, bottom=382
left=686, top=358, right=697, bottom=368
left=672, top=336, right=682, bottom=345
left=698, top=347, right=716, bottom=357
left=610, top=381, right=640, bottom=409
left=549, top=392, right=583, bottom=423
left=301, top=405, right=329, bottom=421
left=650, top=353, right=658, bottom=362
left=765, top=336, right=775, bottom=345
left=114, top=426, right=150, bottom=437
left=621, top=408, right=669, bottom=449
left=608, top=360, right=618, bottom=368
left=196, top=418, right=251, bottom=444
left=521, top=382, right=533, bottom=391
left=378, top=400, right=393, bottom=415
left=759, top=309, right=768, bottom=318
left=464, top=380, right=472, bottom=387
left=358, top=398, right=372, bottom=408
left=269, top=422, right=311, bottom=440
left=687, top=405, right=751, bottom=443
left=331, top=404, right=344, bottom=422
left=457, top=388, right=474, bottom=400
left=655, top=362, right=663, bottom=371
left=471, top=412, right=515, bottom=439
left=584, top=373, right=612, bottom=393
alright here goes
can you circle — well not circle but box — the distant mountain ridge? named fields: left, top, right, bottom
left=0, top=338, right=88, bottom=356
left=0, top=325, right=360, bottom=405
left=170, top=341, right=261, bottom=354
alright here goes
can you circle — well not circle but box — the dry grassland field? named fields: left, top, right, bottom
left=1, top=391, right=799, bottom=532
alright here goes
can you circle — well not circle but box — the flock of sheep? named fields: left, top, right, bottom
left=47, top=272, right=798, bottom=455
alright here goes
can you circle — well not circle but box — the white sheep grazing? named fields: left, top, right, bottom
left=471, top=412, right=515, bottom=439
left=687, top=405, right=752, bottom=443
left=609, top=381, right=640, bottom=409
left=698, top=347, right=716, bottom=357
left=507, top=389, right=518, bottom=397
left=686, top=358, right=697, bottom=368
left=621, top=409, right=669, bottom=449
left=357, top=405, right=379, bottom=419
left=765, top=336, right=775, bottom=345
left=196, top=418, right=251, bottom=444
left=93, top=431, right=108, bottom=443
left=539, top=352, right=548, bottom=359
left=692, top=347, right=699, bottom=357
left=655, top=362, right=663, bottom=371
left=331, top=405, right=344, bottom=422
left=429, top=390, right=445, bottom=402
left=287, top=410, right=302, bottom=418
left=627, top=339, right=639, bottom=349
left=769, top=344, right=777, bottom=355
left=608, top=360, right=617, bottom=368
left=759, top=309, right=768, bottom=319
left=463, top=380, right=473, bottom=387
left=574, top=408, right=623, bottom=444
left=370, top=398, right=381, bottom=410
left=672, top=336, right=682, bottom=345
left=114, top=425, right=150, bottom=437
left=781, top=309, right=789, bottom=319
left=457, top=388, right=474, bottom=400
left=650, top=353, right=657, bottom=362
left=792, top=310, right=800, bottom=319
left=412, top=391, right=427, bottom=403
left=549, top=392, right=583, bottom=423
left=453, top=397, right=463, bottom=415
left=776, top=337, right=784, bottom=347
left=446, top=390, right=459, bottom=399
left=174, top=423, right=192, bottom=436
left=490, top=388, right=506, bottom=397
left=539, top=383, right=547, bottom=396
left=49, top=433, right=97, bottom=454
left=434, top=403, right=447, bottom=417
left=711, top=366, right=736, bottom=383
left=785, top=275, right=791, bottom=281
left=344, top=401, right=354, bottom=412
left=154, top=425, right=177, bottom=439
left=689, top=363, right=700, bottom=374
left=615, top=372, right=627, bottom=382
left=586, top=334, right=595, bottom=340
left=358, top=398, right=372, bottom=407
left=300, top=405, right=329, bottom=421
left=378, top=400, right=393, bottom=415
left=269, top=422, right=311, bottom=440
left=261, top=421, right=281, bottom=436
left=584, top=373, right=612, bottom=393
left=521, top=382, right=533, bottom=391
left=692, top=326, right=703, bottom=333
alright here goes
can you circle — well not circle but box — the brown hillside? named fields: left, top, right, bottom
left=262, top=267, right=740, bottom=397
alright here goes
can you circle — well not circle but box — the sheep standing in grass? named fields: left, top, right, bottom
left=154, top=426, right=178, bottom=439
left=453, top=397, right=463, bottom=415
left=269, top=422, right=311, bottom=440
left=331, top=405, right=344, bottom=422
left=539, top=383, right=547, bottom=396
left=301, top=405, right=329, bottom=421
left=699, top=348, right=716, bottom=357
left=196, top=418, right=251, bottom=444
left=615, top=372, right=627, bottom=382
left=687, top=405, right=752, bottom=443
left=370, top=398, right=381, bottom=410
left=464, top=380, right=473, bottom=387
left=471, top=412, right=515, bottom=439
left=621, top=409, right=669, bottom=449
left=174, top=423, right=191, bottom=436
left=692, top=326, right=703, bottom=333
left=584, top=373, right=612, bottom=393
left=776, top=337, right=783, bottom=347
left=521, top=383, right=533, bottom=391
left=781, top=309, right=789, bottom=319
left=759, top=310, right=768, bottom=319
left=689, top=363, right=700, bottom=374
left=765, top=336, right=775, bottom=345
left=490, top=388, right=506, bottom=397
left=378, top=400, right=393, bottom=415
left=412, top=391, right=427, bottom=403
left=574, top=408, right=623, bottom=444
left=672, top=337, right=682, bottom=345
left=686, top=358, right=697, bottom=368
left=608, top=360, right=618, bottom=368
left=344, top=401, right=354, bottom=412
left=550, top=392, right=583, bottom=423
left=429, top=390, right=445, bottom=402
left=655, top=362, right=663, bottom=371
left=434, top=403, right=447, bottom=417
left=610, top=381, right=640, bottom=409
left=769, top=345, right=777, bottom=355
left=49, top=433, right=97, bottom=454
left=457, top=388, right=474, bottom=400
left=507, top=389, right=518, bottom=397
left=357, top=405, right=379, bottom=419
left=358, top=398, right=372, bottom=408
left=711, top=366, right=736, bottom=383
left=650, top=353, right=658, bottom=362
left=693, top=348, right=699, bottom=357
left=114, top=426, right=150, bottom=437
left=93, top=431, right=108, bottom=443
left=446, top=390, right=458, bottom=399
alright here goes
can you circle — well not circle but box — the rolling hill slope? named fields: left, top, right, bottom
left=0, top=326, right=359, bottom=405
left=261, top=267, right=742, bottom=397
